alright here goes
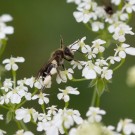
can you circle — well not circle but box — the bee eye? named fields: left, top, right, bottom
left=64, top=47, right=70, bottom=55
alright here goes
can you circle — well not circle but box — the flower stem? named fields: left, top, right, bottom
left=71, top=78, right=88, bottom=82
left=12, top=70, right=16, bottom=88
left=96, top=94, right=100, bottom=107
left=91, top=88, right=97, bottom=106
left=0, top=104, right=9, bottom=110
left=65, top=102, right=69, bottom=108
left=19, top=120, right=28, bottom=131
left=91, top=88, right=100, bottom=107
left=0, top=39, right=7, bottom=59
left=113, top=59, right=125, bottom=72
left=63, top=123, right=68, bottom=135
left=41, top=104, right=45, bottom=113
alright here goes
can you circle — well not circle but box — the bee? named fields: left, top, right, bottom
left=104, top=5, right=113, bottom=15
left=37, top=37, right=79, bottom=88
left=102, top=0, right=113, bottom=15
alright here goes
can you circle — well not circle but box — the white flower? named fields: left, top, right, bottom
left=111, top=0, right=121, bottom=5
left=73, top=8, right=91, bottom=23
left=101, top=67, right=113, bottom=80
left=57, top=108, right=83, bottom=129
left=112, top=24, right=134, bottom=42
left=70, top=37, right=93, bottom=54
left=7, top=88, right=22, bottom=104
left=123, top=0, right=135, bottom=13
left=106, top=56, right=121, bottom=64
left=86, top=107, right=106, bottom=123
left=117, top=119, right=135, bottom=135
left=34, top=78, right=44, bottom=89
left=69, top=37, right=90, bottom=53
left=67, top=0, right=81, bottom=5
left=91, top=21, right=104, bottom=32
left=95, top=59, right=108, bottom=67
left=0, top=14, right=13, bottom=22
left=86, top=46, right=96, bottom=59
left=6, top=84, right=29, bottom=104
left=94, top=6, right=106, bottom=18
left=34, top=75, right=52, bottom=89
left=32, top=92, right=49, bottom=105
left=114, top=43, right=135, bottom=58
left=47, top=105, right=58, bottom=116
left=70, top=60, right=83, bottom=70
left=92, top=39, right=106, bottom=54
left=82, top=61, right=101, bottom=79
left=0, top=22, right=14, bottom=39
left=15, top=108, right=38, bottom=123
left=0, top=114, right=3, bottom=120
left=38, top=113, right=51, bottom=122
left=25, top=77, right=35, bottom=88
left=78, top=0, right=97, bottom=10
left=2, top=56, right=25, bottom=71
left=57, top=86, right=79, bottom=102
left=15, top=130, right=34, bottom=135
left=0, top=94, right=10, bottom=105
left=69, top=128, right=77, bottom=135
left=56, top=68, right=74, bottom=84
left=37, top=121, right=47, bottom=132
left=0, top=129, right=6, bottom=135
left=1, top=79, right=13, bottom=92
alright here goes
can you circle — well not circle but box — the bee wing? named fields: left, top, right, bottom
left=36, top=55, right=56, bottom=79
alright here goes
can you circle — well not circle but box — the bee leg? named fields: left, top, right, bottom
left=41, top=86, right=45, bottom=91
left=62, top=64, right=66, bottom=70
left=56, top=67, right=66, bottom=81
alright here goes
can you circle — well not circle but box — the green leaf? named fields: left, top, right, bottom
left=88, top=79, right=97, bottom=88
left=6, top=111, right=13, bottom=123
left=96, top=79, right=105, bottom=96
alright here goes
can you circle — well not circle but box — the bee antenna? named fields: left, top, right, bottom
left=60, top=35, right=64, bottom=48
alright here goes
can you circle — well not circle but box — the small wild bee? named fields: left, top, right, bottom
left=102, top=0, right=113, bottom=15
left=37, top=37, right=79, bottom=87
left=104, top=5, right=113, bottom=15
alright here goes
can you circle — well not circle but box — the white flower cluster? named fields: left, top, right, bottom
left=69, top=37, right=135, bottom=81
left=0, top=14, right=14, bottom=41
left=69, top=107, right=135, bottom=135
left=15, top=106, right=83, bottom=135
left=67, top=0, right=135, bottom=43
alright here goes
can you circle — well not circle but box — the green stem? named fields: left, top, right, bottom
left=15, top=119, right=22, bottom=129
left=41, top=104, right=45, bottom=113
left=0, top=39, right=7, bottom=59
left=113, top=59, right=125, bottom=72
left=84, top=23, right=92, bottom=32
left=96, top=94, right=100, bottom=107
left=12, top=70, right=16, bottom=88
left=65, top=102, right=69, bottom=108
left=19, top=120, right=28, bottom=131
left=0, top=104, right=9, bottom=110
left=91, top=88, right=97, bottom=107
left=63, top=123, right=68, bottom=135
left=71, top=78, right=88, bottom=82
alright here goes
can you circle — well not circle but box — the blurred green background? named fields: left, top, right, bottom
left=0, top=0, right=135, bottom=134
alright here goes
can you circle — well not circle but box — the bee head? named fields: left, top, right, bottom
left=63, top=46, right=74, bottom=61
